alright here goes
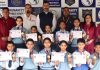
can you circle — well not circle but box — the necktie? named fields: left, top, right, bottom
left=8, top=60, right=12, bottom=68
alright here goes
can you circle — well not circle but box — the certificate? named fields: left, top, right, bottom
left=58, top=33, right=69, bottom=42
left=26, top=33, right=37, bottom=41
left=42, top=34, right=54, bottom=42
left=0, top=52, right=12, bottom=61
left=51, top=52, right=65, bottom=62
left=72, top=31, right=82, bottom=39
left=9, top=30, right=21, bottom=38
left=33, top=54, right=46, bottom=63
left=73, top=53, right=86, bottom=64
left=17, top=48, right=30, bottom=58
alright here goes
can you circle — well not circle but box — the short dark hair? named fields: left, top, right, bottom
left=16, top=16, right=23, bottom=21
left=43, top=38, right=52, bottom=44
left=59, top=40, right=68, bottom=46
left=77, top=38, right=85, bottom=44
left=2, top=7, right=9, bottom=11
left=43, top=1, right=49, bottom=4
left=26, top=39, right=34, bottom=44
left=31, top=26, right=37, bottom=30
left=74, top=18, right=80, bottom=22
left=6, top=41, right=15, bottom=47
left=94, top=42, right=100, bottom=47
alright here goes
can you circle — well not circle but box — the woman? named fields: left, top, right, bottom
left=82, top=14, right=96, bottom=54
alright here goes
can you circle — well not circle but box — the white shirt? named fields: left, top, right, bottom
left=22, top=14, right=37, bottom=32
left=36, top=12, right=57, bottom=34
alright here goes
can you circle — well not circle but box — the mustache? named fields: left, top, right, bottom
left=26, top=10, right=31, bottom=13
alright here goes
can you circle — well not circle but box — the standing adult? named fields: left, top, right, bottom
left=22, top=4, right=37, bottom=32
left=36, top=1, right=57, bottom=34
left=57, top=7, right=74, bottom=32
left=0, top=7, right=16, bottom=51
left=82, top=14, right=96, bottom=54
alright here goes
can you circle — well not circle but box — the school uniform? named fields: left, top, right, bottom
left=11, top=25, right=28, bottom=51
left=0, top=52, right=19, bottom=70
left=20, top=49, right=38, bottom=70
left=72, top=50, right=90, bottom=70
left=89, top=53, right=100, bottom=70
left=57, top=51, right=71, bottom=70
left=55, top=30, right=69, bottom=42
left=39, top=49, right=55, bottom=70
left=70, top=27, right=85, bottom=52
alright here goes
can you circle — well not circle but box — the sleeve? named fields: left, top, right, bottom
left=36, top=15, right=43, bottom=34
left=52, top=15, right=57, bottom=32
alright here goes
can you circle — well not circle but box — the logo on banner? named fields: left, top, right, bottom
left=11, top=0, right=22, bottom=6
left=81, top=0, right=93, bottom=6
left=98, top=11, right=100, bottom=19
left=65, top=0, right=75, bottom=6
left=29, top=0, right=39, bottom=5
left=82, top=9, right=92, bottom=18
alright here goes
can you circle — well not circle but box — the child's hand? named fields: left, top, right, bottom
left=67, top=54, right=72, bottom=64
left=77, top=64, right=81, bottom=67
left=8, top=37, right=11, bottom=41
left=98, top=35, right=100, bottom=39
left=69, top=34, right=73, bottom=42
left=12, top=54, right=16, bottom=62
left=1, top=37, right=8, bottom=41
left=54, top=60, right=60, bottom=66
left=20, top=57, right=24, bottom=63
left=38, top=35, right=42, bottom=40
left=38, top=62, right=43, bottom=65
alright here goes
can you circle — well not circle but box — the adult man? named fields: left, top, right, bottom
left=57, top=7, right=74, bottom=32
left=36, top=1, right=57, bottom=34
left=0, top=7, right=16, bottom=51
left=22, top=4, right=36, bottom=32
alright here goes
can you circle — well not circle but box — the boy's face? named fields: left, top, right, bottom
left=95, top=45, right=100, bottom=53
left=60, top=22, right=66, bottom=29
left=26, top=41, right=34, bottom=50
left=45, top=25, right=51, bottom=33
left=74, top=20, right=80, bottom=27
left=31, top=28, right=37, bottom=33
left=16, top=18, right=23, bottom=26
left=7, top=44, right=14, bottom=51
left=77, top=42, right=85, bottom=51
left=44, top=40, right=51, bottom=48
left=60, top=43, right=67, bottom=51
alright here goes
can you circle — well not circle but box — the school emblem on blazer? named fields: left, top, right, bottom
left=11, top=0, right=22, bottom=6
left=29, top=0, right=39, bottom=5
left=65, top=0, right=75, bottom=6
left=82, top=9, right=92, bottom=18
left=81, top=0, right=93, bottom=6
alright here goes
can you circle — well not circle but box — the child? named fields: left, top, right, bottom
left=0, top=41, right=19, bottom=70
left=89, top=42, right=100, bottom=70
left=30, top=26, right=42, bottom=52
left=39, top=38, right=55, bottom=70
left=10, top=16, right=28, bottom=51
left=55, top=40, right=72, bottom=70
left=55, top=21, right=69, bottom=43
left=20, top=39, right=38, bottom=70
left=72, top=38, right=90, bottom=70
left=96, top=24, right=100, bottom=42
left=44, top=24, right=52, bottom=34
left=70, top=18, right=86, bottom=52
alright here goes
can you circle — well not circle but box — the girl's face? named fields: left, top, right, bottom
left=45, top=25, right=51, bottom=33
left=60, top=43, right=67, bottom=52
left=85, top=15, right=92, bottom=24
left=7, top=44, right=14, bottom=51
left=16, top=18, right=23, bottom=26
left=74, top=20, right=80, bottom=27
left=95, top=45, right=100, bottom=53
left=26, top=41, right=34, bottom=50
left=60, top=22, right=66, bottom=29
left=31, top=28, right=37, bottom=33
left=44, top=40, right=51, bottom=48
left=77, top=42, right=85, bottom=52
